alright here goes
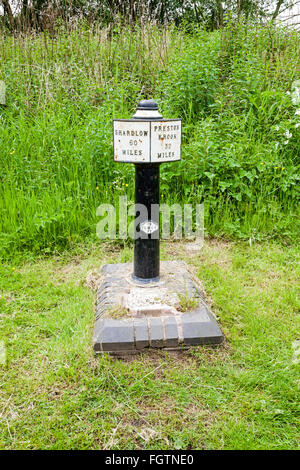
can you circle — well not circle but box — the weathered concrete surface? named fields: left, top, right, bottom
left=134, top=318, right=149, bottom=350
left=95, top=319, right=135, bottom=352
left=93, top=261, right=223, bottom=354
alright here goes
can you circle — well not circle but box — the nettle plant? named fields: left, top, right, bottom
left=272, top=80, right=300, bottom=148
left=265, top=80, right=300, bottom=198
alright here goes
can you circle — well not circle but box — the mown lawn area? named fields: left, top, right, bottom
left=0, top=240, right=299, bottom=450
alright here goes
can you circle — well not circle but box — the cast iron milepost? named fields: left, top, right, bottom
left=133, top=100, right=160, bottom=282
left=94, top=100, right=224, bottom=353
left=113, top=99, right=182, bottom=283
left=133, top=162, right=160, bottom=281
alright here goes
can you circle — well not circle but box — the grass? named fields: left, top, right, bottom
left=178, top=291, right=199, bottom=312
left=0, top=22, right=299, bottom=259
left=0, top=239, right=299, bottom=450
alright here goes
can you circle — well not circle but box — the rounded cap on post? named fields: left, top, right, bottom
left=133, top=99, right=162, bottom=120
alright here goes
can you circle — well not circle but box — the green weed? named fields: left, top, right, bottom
left=0, top=22, right=299, bottom=259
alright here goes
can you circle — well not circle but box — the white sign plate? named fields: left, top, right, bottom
left=113, top=119, right=181, bottom=163
left=113, top=120, right=150, bottom=163
left=150, top=120, right=181, bottom=163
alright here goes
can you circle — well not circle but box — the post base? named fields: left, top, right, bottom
left=93, top=261, right=224, bottom=355
left=131, top=274, right=160, bottom=285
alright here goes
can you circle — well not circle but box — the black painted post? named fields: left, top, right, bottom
left=132, top=100, right=161, bottom=282
left=133, top=163, right=160, bottom=282
left=113, top=99, right=181, bottom=284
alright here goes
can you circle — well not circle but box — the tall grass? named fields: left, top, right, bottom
left=0, top=21, right=299, bottom=259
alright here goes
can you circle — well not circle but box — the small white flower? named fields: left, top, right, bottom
left=295, top=123, right=300, bottom=129
left=286, top=91, right=291, bottom=95
left=274, top=125, right=279, bottom=131
left=284, top=140, right=289, bottom=145
left=285, top=130, right=292, bottom=139
left=295, top=109, right=300, bottom=116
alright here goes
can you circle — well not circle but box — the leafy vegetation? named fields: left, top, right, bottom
left=0, top=21, right=299, bottom=259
